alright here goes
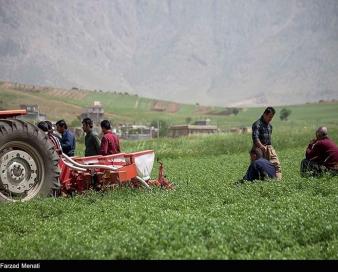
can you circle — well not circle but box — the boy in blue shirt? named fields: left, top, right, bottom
left=243, top=148, right=276, bottom=181
left=56, top=119, right=76, bottom=157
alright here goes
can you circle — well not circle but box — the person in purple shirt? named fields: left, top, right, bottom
left=301, top=126, right=338, bottom=177
left=243, top=148, right=277, bottom=182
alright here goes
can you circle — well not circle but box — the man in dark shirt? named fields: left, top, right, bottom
left=82, top=117, right=101, bottom=157
left=243, top=148, right=276, bottom=181
left=99, top=120, right=120, bottom=156
left=301, top=127, right=338, bottom=177
left=252, top=106, right=282, bottom=180
left=56, top=119, right=76, bottom=157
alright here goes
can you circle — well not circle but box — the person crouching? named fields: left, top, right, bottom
left=242, top=148, right=277, bottom=182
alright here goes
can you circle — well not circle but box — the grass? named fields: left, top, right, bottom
left=1, top=129, right=338, bottom=259
left=1, top=85, right=338, bottom=259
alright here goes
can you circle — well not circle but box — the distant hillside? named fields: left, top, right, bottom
left=1, top=81, right=338, bottom=131
left=0, top=81, right=228, bottom=125
left=0, top=0, right=338, bottom=106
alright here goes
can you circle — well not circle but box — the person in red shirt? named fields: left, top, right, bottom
left=99, top=120, right=121, bottom=155
left=301, top=126, right=338, bottom=177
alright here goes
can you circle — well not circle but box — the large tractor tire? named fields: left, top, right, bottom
left=0, top=119, right=60, bottom=202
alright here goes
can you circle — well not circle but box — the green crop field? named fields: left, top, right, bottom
left=1, top=84, right=338, bottom=259
left=1, top=110, right=338, bottom=259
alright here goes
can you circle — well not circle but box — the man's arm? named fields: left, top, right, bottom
left=252, top=123, right=266, bottom=151
left=61, top=132, right=72, bottom=154
left=115, top=136, right=121, bottom=153
left=306, top=140, right=320, bottom=160
left=254, top=139, right=266, bottom=151
left=94, top=134, right=101, bottom=155
left=99, top=136, right=108, bottom=155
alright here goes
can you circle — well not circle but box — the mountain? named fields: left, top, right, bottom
left=1, top=0, right=338, bottom=106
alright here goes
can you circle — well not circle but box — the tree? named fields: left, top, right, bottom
left=150, top=119, right=170, bottom=137
left=185, top=117, right=192, bottom=124
left=70, top=115, right=82, bottom=127
left=232, top=108, right=240, bottom=116
left=280, top=108, right=291, bottom=121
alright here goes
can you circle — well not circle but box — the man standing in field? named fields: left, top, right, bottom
left=300, top=126, right=338, bottom=177
left=99, top=120, right=121, bottom=155
left=251, top=107, right=282, bottom=180
left=82, top=117, right=101, bottom=157
left=56, top=119, right=76, bottom=157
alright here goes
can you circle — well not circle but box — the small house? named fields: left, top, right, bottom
left=168, top=124, right=218, bottom=137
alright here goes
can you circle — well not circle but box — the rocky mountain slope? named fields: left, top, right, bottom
left=1, top=0, right=338, bottom=106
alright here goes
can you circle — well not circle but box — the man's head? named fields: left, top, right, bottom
left=56, top=119, right=67, bottom=134
left=100, top=120, right=111, bottom=134
left=316, top=126, right=328, bottom=140
left=262, top=106, right=276, bottom=124
left=82, top=117, right=93, bottom=133
left=45, top=121, right=53, bottom=130
left=37, top=121, right=48, bottom=133
left=45, top=121, right=54, bottom=133
left=249, top=147, right=263, bottom=161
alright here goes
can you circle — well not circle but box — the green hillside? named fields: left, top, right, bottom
left=0, top=82, right=224, bottom=125
left=1, top=81, right=337, bottom=131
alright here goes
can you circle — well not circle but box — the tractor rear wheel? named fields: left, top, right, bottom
left=0, top=119, right=60, bottom=202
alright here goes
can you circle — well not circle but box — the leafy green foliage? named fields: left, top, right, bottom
left=280, top=108, right=292, bottom=121
left=1, top=128, right=338, bottom=259
left=150, top=120, right=170, bottom=137
left=185, top=117, right=192, bottom=124
left=1, top=87, right=338, bottom=259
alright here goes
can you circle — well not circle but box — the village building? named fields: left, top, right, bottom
left=168, top=124, right=218, bottom=137
left=120, top=125, right=158, bottom=140
left=229, top=127, right=252, bottom=134
left=19, top=104, right=46, bottom=121
left=80, top=101, right=104, bottom=124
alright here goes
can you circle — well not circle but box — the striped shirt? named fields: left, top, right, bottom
left=48, top=133, right=62, bottom=155
left=252, top=116, right=272, bottom=145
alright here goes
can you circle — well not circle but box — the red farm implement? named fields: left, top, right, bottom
left=59, top=150, right=173, bottom=195
left=0, top=110, right=172, bottom=202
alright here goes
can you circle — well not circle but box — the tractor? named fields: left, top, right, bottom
left=0, top=110, right=172, bottom=202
